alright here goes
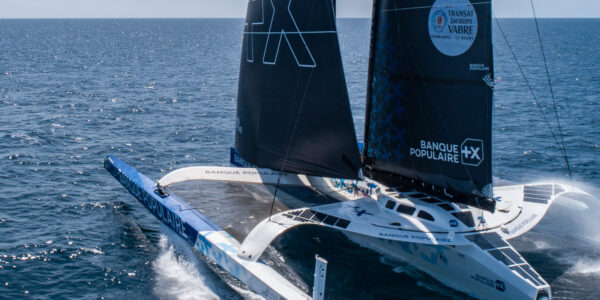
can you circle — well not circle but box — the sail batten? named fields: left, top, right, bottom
left=363, top=0, right=494, bottom=204
left=235, top=0, right=361, bottom=180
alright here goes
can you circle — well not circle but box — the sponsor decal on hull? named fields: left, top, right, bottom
left=105, top=158, right=197, bottom=245
left=471, top=273, right=506, bottom=292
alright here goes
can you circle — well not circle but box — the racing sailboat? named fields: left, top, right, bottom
left=105, top=0, right=587, bottom=299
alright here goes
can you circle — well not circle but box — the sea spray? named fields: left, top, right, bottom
left=153, top=235, right=220, bottom=300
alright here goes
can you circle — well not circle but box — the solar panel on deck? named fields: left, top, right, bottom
left=523, top=185, right=553, bottom=204
left=488, top=249, right=513, bottom=266
left=482, top=232, right=509, bottom=248
left=511, top=266, right=541, bottom=286
left=501, top=248, right=524, bottom=264
left=312, top=212, right=327, bottom=222
left=466, top=234, right=495, bottom=250
left=300, top=210, right=316, bottom=220
left=323, top=215, right=338, bottom=225
left=523, top=197, right=548, bottom=204
left=521, top=264, right=545, bottom=286
left=335, top=219, right=350, bottom=228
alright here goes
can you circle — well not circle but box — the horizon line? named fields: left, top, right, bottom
left=1, top=16, right=598, bottom=20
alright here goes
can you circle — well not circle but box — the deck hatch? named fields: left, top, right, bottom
left=417, top=210, right=435, bottom=222
left=438, top=203, right=454, bottom=211
left=385, top=200, right=396, bottom=209
left=396, top=204, right=416, bottom=215
left=420, top=197, right=440, bottom=204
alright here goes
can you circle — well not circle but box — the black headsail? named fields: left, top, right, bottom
left=363, top=0, right=495, bottom=210
left=235, top=0, right=361, bottom=179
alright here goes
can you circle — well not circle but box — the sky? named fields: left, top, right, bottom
left=0, top=0, right=598, bottom=19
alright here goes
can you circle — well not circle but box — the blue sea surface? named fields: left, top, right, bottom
left=0, top=19, right=599, bottom=299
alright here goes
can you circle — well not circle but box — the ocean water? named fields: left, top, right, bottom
left=0, top=18, right=599, bottom=299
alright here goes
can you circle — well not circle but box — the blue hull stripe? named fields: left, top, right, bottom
left=104, top=155, right=221, bottom=245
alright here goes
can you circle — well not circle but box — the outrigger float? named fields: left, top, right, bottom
left=106, top=0, right=590, bottom=299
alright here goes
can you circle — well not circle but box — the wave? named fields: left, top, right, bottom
left=569, top=259, right=600, bottom=275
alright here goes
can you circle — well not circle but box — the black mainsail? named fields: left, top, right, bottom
left=235, top=0, right=361, bottom=179
left=363, top=0, right=495, bottom=209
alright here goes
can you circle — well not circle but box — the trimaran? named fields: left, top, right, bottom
left=105, top=0, right=588, bottom=299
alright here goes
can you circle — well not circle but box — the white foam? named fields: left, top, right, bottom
left=532, top=240, right=551, bottom=250
left=153, top=235, right=220, bottom=300
left=570, top=259, right=600, bottom=275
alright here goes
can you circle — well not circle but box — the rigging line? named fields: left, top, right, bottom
left=268, top=69, right=317, bottom=221
left=529, top=0, right=573, bottom=181
left=492, top=15, right=566, bottom=171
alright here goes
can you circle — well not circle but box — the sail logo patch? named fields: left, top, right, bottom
left=409, top=139, right=484, bottom=166
left=244, top=0, right=318, bottom=68
left=461, top=138, right=484, bottom=166
left=431, top=10, right=448, bottom=32
left=428, top=0, right=478, bottom=56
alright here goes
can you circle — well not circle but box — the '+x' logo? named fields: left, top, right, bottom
left=461, top=138, right=484, bottom=166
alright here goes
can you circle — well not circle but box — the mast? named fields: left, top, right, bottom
left=363, top=0, right=495, bottom=211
